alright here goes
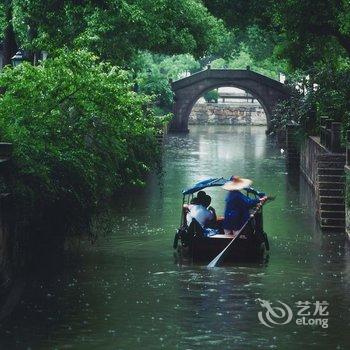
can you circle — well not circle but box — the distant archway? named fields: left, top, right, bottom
left=169, top=68, right=290, bottom=132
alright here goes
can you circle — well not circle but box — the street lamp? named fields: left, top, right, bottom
left=133, top=82, right=140, bottom=93
left=11, top=50, right=25, bottom=67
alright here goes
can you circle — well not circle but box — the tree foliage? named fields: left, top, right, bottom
left=0, top=0, right=231, bottom=233
left=204, top=0, right=350, bottom=69
left=131, top=52, right=200, bottom=113
left=204, top=0, right=350, bottom=135
left=1, top=0, right=349, bottom=233
left=203, top=89, right=218, bottom=103
left=0, top=50, right=163, bottom=228
left=3, top=0, right=226, bottom=65
left=210, top=46, right=284, bottom=80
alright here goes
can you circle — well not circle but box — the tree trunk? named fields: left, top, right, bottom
left=28, top=24, right=39, bottom=65
left=2, top=1, right=18, bottom=67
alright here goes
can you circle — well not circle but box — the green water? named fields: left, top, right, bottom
left=1, top=125, right=349, bottom=350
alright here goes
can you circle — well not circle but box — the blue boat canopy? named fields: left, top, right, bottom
left=182, top=177, right=228, bottom=195
left=182, top=177, right=266, bottom=197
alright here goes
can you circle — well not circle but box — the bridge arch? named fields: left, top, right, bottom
left=169, top=68, right=290, bottom=132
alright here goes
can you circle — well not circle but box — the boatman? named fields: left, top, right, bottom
left=222, top=176, right=267, bottom=236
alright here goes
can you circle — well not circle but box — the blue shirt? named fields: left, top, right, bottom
left=223, top=191, right=260, bottom=230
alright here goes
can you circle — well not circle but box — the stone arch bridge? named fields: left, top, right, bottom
left=169, top=68, right=290, bottom=132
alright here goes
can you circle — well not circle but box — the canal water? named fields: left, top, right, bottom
left=0, top=125, right=349, bottom=350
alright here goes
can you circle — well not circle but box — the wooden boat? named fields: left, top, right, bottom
left=173, top=177, right=269, bottom=263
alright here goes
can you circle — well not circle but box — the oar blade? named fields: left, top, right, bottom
left=207, top=235, right=236, bottom=268
left=207, top=251, right=225, bottom=268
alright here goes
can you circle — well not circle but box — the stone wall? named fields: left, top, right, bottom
left=189, top=103, right=266, bottom=125
left=296, top=132, right=346, bottom=232
left=345, top=166, right=350, bottom=239
left=286, top=124, right=300, bottom=169
left=346, top=130, right=350, bottom=239
left=0, top=143, right=13, bottom=276
left=300, top=136, right=327, bottom=188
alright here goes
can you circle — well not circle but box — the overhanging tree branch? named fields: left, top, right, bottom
left=307, top=23, right=350, bottom=56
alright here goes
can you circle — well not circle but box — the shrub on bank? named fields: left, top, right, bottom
left=0, top=50, right=164, bottom=231
left=271, top=66, right=350, bottom=141
left=203, top=89, right=219, bottom=103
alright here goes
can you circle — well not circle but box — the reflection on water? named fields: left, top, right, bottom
left=0, top=126, right=349, bottom=350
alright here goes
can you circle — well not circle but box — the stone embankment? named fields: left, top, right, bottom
left=287, top=119, right=348, bottom=234
left=189, top=103, right=266, bottom=125
left=345, top=131, right=350, bottom=238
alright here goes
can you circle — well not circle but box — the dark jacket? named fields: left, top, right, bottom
left=223, top=190, right=259, bottom=230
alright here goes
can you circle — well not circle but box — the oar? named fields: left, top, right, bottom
left=207, top=205, right=262, bottom=268
left=207, top=196, right=275, bottom=268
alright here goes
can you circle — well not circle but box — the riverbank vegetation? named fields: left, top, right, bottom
left=0, top=0, right=227, bottom=238
left=0, top=0, right=349, bottom=243
left=0, top=50, right=164, bottom=230
left=130, top=52, right=201, bottom=114
left=203, top=0, right=350, bottom=138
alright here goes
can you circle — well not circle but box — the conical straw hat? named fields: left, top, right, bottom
left=222, top=176, right=252, bottom=191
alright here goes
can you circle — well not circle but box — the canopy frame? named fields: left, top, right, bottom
left=182, top=177, right=265, bottom=198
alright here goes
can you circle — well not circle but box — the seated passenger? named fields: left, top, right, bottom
left=222, top=176, right=267, bottom=236
left=202, top=193, right=217, bottom=226
left=190, top=190, right=206, bottom=205
left=185, top=196, right=214, bottom=228
left=191, top=191, right=216, bottom=220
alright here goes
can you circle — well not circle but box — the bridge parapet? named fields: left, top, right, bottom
left=172, top=69, right=288, bottom=94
